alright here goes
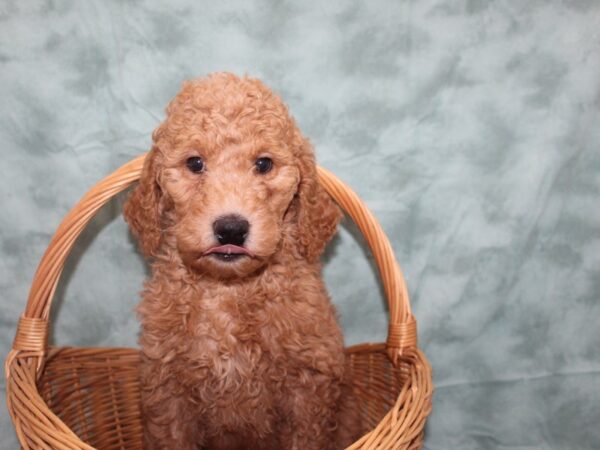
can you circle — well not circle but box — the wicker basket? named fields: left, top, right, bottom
left=5, top=154, right=433, bottom=450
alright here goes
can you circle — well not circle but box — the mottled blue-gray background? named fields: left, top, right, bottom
left=1, top=1, right=599, bottom=449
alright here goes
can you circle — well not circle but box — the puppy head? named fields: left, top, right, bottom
left=124, top=73, right=341, bottom=279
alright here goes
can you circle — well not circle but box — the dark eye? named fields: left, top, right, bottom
left=255, top=157, right=273, bottom=174
left=186, top=157, right=204, bottom=173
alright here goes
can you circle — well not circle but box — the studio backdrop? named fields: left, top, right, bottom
left=1, top=1, right=599, bottom=449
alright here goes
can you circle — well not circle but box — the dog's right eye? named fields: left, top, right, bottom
left=186, top=157, right=205, bottom=173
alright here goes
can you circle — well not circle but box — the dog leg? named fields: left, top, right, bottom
left=141, top=381, right=204, bottom=450
left=334, top=381, right=362, bottom=449
left=279, top=371, right=341, bottom=450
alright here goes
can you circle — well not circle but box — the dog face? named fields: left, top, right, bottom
left=159, top=127, right=301, bottom=278
left=124, top=73, right=341, bottom=279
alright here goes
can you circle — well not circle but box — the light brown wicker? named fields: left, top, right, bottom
left=5, top=153, right=433, bottom=450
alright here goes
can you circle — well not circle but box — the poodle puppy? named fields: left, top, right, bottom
left=124, top=73, right=358, bottom=450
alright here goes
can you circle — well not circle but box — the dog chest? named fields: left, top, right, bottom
left=185, top=308, right=284, bottom=437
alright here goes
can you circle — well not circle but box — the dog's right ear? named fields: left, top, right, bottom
left=124, top=147, right=164, bottom=257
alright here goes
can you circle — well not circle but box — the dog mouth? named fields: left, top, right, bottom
left=203, top=244, right=254, bottom=262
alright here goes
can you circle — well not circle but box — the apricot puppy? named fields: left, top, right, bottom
left=124, top=73, right=357, bottom=450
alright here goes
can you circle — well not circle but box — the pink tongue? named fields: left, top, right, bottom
left=205, top=244, right=251, bottom=256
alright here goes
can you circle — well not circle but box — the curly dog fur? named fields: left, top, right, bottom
left=124, top=73, right=358, bottom=450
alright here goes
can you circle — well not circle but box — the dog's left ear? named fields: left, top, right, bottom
left=293, top=133, right=343, bottom=263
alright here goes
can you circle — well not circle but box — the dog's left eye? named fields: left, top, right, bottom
left=186, top=157, right=205, bottom=173
left=255, top=157, right=273, bottom=174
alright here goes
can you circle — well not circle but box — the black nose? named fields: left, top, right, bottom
left=213, top=215, right=249, bottom=246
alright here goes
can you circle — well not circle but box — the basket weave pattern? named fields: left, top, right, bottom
left=5, top=154, right=433, bottom=449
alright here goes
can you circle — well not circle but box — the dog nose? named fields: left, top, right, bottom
left=213, top=215, right=250, bottom=246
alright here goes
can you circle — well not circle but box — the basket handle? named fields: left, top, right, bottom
left=7, top=153, right=416, bottom=376
left=317, top=167, right=417, bottom=362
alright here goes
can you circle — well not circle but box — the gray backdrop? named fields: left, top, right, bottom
left=1, top=1, right=599, bottom=449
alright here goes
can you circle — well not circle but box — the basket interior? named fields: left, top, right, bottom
left=39, top=348, right=144, bottom=450
left=38, top=344, right=411, bottom=450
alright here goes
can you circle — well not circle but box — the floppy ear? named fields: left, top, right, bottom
left=293, top=134, right=343, bottom=263
left=123, top=147, right=165, bottom=257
